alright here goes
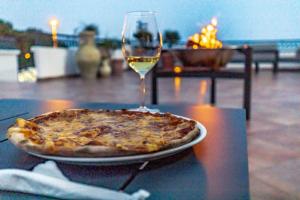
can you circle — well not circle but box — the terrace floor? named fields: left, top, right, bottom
left=1, top=69, right=300, bottom=199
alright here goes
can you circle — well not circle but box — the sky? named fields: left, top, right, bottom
left=1, top=0, right=300, bottom=41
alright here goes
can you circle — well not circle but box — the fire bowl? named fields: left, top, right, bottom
left=162, top=48, right=234, bottom=70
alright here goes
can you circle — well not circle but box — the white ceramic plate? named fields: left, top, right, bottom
left=28, top=116, right=207, bottom=166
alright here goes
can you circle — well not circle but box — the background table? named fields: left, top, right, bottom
left=0, top=99, right=249, bottom=200
left=152, top=46, right=252, bottom=120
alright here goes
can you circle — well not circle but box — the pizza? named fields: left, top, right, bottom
left=7, top=109, right=200, bottom=157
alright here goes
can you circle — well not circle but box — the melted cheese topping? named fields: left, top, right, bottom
left=8, top=110, right=197, bottom=153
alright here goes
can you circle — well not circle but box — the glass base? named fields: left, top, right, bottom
left=129, top=106, right=160, bottom=113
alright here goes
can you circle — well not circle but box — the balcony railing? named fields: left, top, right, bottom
left=222, top=39, right=300, bottom=51
left=1, top=33, right=300, bottom=51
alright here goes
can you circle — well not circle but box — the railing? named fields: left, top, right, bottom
left=32, top=33, right=79, bottom=47
left=222, top=39, right=300, bottom=51
left=40, top=33, right=103, bottom=47
left=1, top=33, right=300, bottom=51
left=0, top=36, right=17, bottom=49
left=56, top=33, right=79, bottom=47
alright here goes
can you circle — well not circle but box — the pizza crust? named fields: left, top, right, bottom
left=7, top=109, right=200, bottom=157
left=163, top=125, right=199, bottom=149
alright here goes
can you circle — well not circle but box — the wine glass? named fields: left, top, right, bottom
left=122, top=11, right=162, bottom=112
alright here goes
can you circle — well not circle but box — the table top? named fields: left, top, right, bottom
left=0, top=99, right=249, bottom=200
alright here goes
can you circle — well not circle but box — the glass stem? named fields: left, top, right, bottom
left=140, top=75, right=146, bottom=108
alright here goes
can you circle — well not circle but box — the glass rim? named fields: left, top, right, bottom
left=126, top=11, right=157, bottom=16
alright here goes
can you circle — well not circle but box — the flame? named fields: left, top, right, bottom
left=211, top=17, right=218, bottom=26
left=187, top=17, right=222, bottom=49
left=49, top=17, right=59, bottom=48
left=174, top=66, right=182, bottom=74
left=49, top=19, right=59, bottom=27
left=24, top=53, right=31, bottom=59
left=207, top=24, right=214, bottom=32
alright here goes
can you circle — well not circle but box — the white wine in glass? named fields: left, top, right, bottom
left=122, top=11, right=162, bottom=111
left=127, top=56, right=160, bottom=77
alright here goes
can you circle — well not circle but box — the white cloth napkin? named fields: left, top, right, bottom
left=0, top=161, right=150, bottom=200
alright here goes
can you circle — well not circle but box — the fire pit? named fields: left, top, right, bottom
left=186, top=17, right=233, bottom=69
left=162, top=17, right=233, bottom=70
left=178, top=48, right=233, bottom=70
